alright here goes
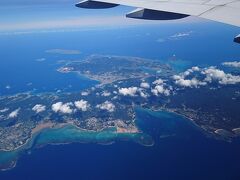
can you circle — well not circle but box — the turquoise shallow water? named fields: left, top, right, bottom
left=0, top=122, right=153, bottom=170
left=1, top=16, right=240, bottom=96
left=0, top=10, right=240, bottom=179
left=1, top=109, right=240, bottom=179
left=35, top=125, right=153, bottom=147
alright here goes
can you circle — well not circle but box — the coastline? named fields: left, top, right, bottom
left=0, top=119, right=153, bottom=171
left=148, top=107, right=240, bottom=140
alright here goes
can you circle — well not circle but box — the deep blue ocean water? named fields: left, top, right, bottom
left=0, top=17, right=240, bottom=96
left=0, top=109, right=240, bottom=180
left=0, top=14, right=240, bottom=179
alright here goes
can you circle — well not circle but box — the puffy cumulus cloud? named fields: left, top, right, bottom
left=52, top=102, right=73, bottom=114
left=222, top=61, right=240, bottom=68
left=173, top=65, right=240, bottom=88
left=173, top=66, right=207, bottom=88
left=140, top=82, right=150, bottom=89
left=181, top=67, right=200, bottom=77
left=119, top=87, right=138, bottom=97
left=101, top=91, right=111, bottom=97
left=151, top=85, right=170, bottom=96
left=96, top=101, right=115, bottom=112
left=32, top=104, right=46, bottom=113
left=74, top=100, right=90, bottom=112
left=191, top=66, right=200, bottom=71
left=202, top=66, right=240, bottom=85
left=220, top=75, right=240, bottom=84
left=175, top=78, right=207, bottom=88
left=174, top=66, right=201, bottom=79
left=152, top=79, right=164, bottom=85
left=202, top=67, right=225, bottom=82
left=8, top=108, right=20, bottom=118
left=172, top=75, right=182, bottom=80
left=140, top=91, right=149, bottom=98
left=174, top=66, right=240, bottom=86
left=183, top=69, right=194, bottom=76
left=138, top=87, right=150, bottom=98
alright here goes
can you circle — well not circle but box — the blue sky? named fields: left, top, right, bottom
left=0, top=3, right=203, bottom=34
left=0, top=0, right=239, bottom=36
left=0, top=0, right=77, bottom=5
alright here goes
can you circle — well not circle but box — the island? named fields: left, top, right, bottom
left=0, top=54, right=240, bottom=170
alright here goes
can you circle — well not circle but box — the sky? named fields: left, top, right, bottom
left=0, top=1, right=205, bottom=34
left=0, top=0, right=77, bottom=5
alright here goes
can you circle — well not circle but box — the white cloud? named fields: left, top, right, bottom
left=191, top=66, right=200, bottom=71
left=170, top=31, right=193, bottom=39
left=140, top=82, right=150, bottom=89
left=35, top=58, right=46, bottom=62
left=220, top=75, right=240, bottom=84
left=112, top=96, right=118, bottom=100
left=182, top=67, right=200, bottom=77
left=202, top=66, right=240, bottom=85
left=157, top=31, right=193, bottom=43
left=202, top=67, right=226, bottom=82
left=140, top=91, right=149, bottom=98
left=174, top=66, right=240, bottom=87
left=222, top=61, right=240, bottom=68
left=174, top=67, right=201, bottom=79
left=52, top=102, right=73, bottom=114
left=32, top=104, right=46, bottom=113
left=175, top=78, right=207, bottom=88
left=101, top=91, right=111, bottom=97
left=8, top=108, right=20, bottom=118
left=151, top=85, right=170, bottom=96
left=96, top=101, right=115, bottom=112
left=173, top=66, right=206, bottom=88
left=74, top=100, right=90, bottom=112
left=183, top=69, right=193, bottom=76
left=119, top=87, right=138, bottom=97
left=81, top=91, right=89, bottom=96
left=172, top=75, right=182, bottom=80
left=153, top=78, right=164, bottom=85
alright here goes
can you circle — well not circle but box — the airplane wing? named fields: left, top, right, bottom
left=76, top=0, right=240, bottom=43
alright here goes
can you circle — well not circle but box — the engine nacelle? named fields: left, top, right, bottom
left=234, top=34, right=240, bottom=44
left=75, top=0, right=118, bottom=9
left=126, top=8, right=189, bottom=20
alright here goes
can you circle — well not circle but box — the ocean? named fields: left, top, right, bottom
left=0, top=109, right=240, bottom=180
left=0, top=19, right=239, bottom=96
left=0, top=16, right=240, bottom=179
